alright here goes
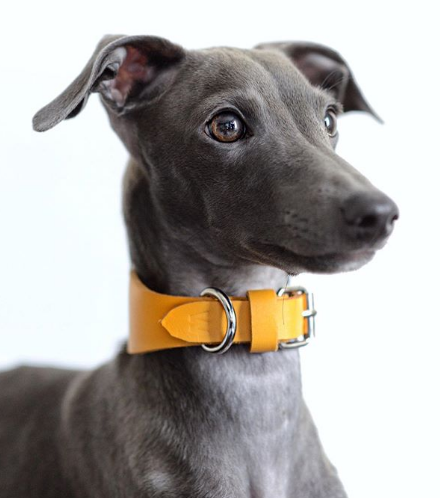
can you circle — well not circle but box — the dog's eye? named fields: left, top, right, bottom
left=324, top=109, right=338, bottom=137
left=207, top=112, right=246, bottom=143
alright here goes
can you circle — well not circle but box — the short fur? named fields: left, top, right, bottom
left=0, top=36, right=398, bottom=497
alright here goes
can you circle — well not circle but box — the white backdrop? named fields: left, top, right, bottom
left=1, top=1, right=438, bottom=497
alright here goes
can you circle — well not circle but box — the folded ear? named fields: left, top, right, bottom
left=33, top=35, right=185, bottom=132
left=255, top=41, right=381, bottom=122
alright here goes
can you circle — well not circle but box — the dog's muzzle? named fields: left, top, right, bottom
left=128, top=272, right=316, bottom=354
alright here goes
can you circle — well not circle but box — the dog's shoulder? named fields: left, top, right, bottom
left=0, top=365, right=79, bottom=410
left=0, top=366, right=80, bottom=498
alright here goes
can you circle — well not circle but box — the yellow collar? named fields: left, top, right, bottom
left=128, top=271, right=316, bottom=355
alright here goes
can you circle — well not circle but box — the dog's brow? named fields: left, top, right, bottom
left=310, top=88, right=342, bottom=114
left=318, top=94, right=344, bottom=114
left=192, top=92, right=266, bottom=122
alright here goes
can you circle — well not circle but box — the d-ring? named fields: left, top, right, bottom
left=200, top=287, right=237, bottom=354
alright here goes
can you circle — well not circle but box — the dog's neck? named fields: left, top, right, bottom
left=123, top=159, right=289, bottom=297
left=122, top=154, right=302, bottom=387
left=119, top=159, right=311, bottom=492
left=122, top=154, right=302, bottom=383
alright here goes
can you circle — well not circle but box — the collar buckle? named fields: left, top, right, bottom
left=277, top=286, right=317, bottom=349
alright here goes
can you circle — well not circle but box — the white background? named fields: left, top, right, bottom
left=1, top=1, right=438, bottom=497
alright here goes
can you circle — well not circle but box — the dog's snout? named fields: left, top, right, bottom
left=341, top=192, right=399, bottom=242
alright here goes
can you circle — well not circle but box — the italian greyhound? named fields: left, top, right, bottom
left=0, top=35, right=398, bottom=497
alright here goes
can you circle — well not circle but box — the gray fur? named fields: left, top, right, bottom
left=0, top=35, right=398, bottom=497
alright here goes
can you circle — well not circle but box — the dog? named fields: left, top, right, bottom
left=0, top=35, right=398, bottom=497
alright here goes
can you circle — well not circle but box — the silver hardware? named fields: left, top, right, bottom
left=200, top=287, right=237, bottom=354
left=277, top=286, right=317, bottom=349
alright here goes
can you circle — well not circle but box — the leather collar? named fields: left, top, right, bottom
left=128, top=271, right=316, bottom=354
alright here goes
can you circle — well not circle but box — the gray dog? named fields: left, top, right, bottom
left=0, top=35, right=398, bottom=497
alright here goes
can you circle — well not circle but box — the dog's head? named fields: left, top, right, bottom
left=34, top=35, right=398, bottom=276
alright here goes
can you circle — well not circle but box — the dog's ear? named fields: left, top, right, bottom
left=33, top=35, right=185, bottom=132
left=255, top=41, right=381, bottom=122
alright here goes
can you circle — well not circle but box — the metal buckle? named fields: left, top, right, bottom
left=200, top=287, right=237, bottom=354
left=277, top=286, right=317, bottom=349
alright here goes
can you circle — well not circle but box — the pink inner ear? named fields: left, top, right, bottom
left=105, top=46, right=153, bottom=107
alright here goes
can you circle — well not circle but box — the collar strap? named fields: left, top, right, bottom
left=128, top=271, right=316, bottom=355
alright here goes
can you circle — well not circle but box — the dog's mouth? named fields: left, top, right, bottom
left=245, top=241, right=377, bottom=274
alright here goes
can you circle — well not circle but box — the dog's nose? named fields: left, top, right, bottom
left=341, top=192, right=399, bottom=241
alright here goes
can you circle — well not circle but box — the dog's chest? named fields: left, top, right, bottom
left=228, top=375, right=297, bottom=497
left=126, top=349, right=345, bottom=497
left=185, top=349, right=302, bottom=497
left=232, top=401, right=297, bottom=498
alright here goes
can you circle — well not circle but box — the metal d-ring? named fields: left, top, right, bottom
left=277, top=286, right=317, bottom=349
left=200, top=287, right=237, bottom=354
